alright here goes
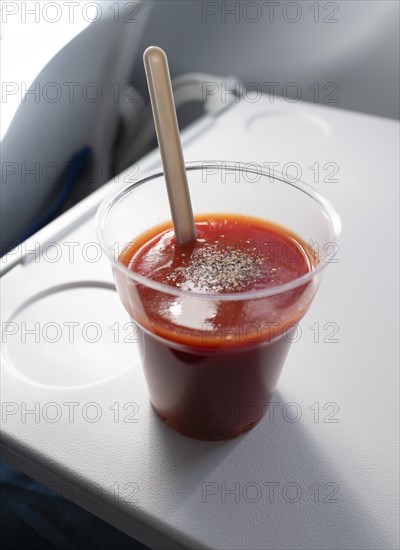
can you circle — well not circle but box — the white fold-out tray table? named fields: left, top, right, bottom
left=1, top=97, right=399, bottom=549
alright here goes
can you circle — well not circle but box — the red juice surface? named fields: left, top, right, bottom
left=117, top=214, right=317, bottom=439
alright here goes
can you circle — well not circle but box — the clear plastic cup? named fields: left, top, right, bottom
left=97, top=161, right=341, bottom=440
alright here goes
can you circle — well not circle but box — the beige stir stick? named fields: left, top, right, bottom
left=143, top=46, right=197, bottom=246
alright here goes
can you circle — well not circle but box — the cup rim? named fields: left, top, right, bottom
left=96, top=161, right=342, bottom=301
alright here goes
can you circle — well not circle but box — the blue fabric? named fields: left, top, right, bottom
left=1, top=146, right=92, bottom=256
left=0, top=461, right=148, bottom=549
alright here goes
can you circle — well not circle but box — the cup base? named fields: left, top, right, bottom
left=139, top=326, right=294, bottom=441
left=151, top=403, right=261, bottom=441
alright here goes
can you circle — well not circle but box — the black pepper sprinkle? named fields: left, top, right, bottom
left=166, top=244, right=265, bottom=292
